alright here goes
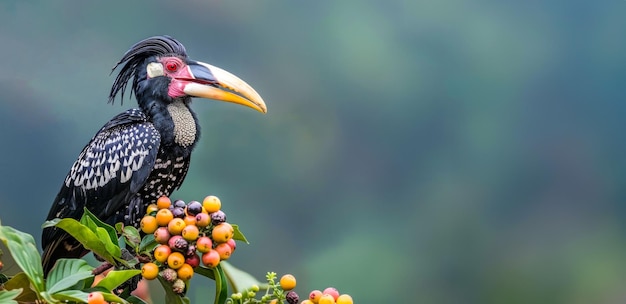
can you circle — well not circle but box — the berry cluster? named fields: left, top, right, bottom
left=304, top=287, right=353, bottom=304
left=228, top=273, right=354, bottom=304
left=139, top=195, right=236, bottom=294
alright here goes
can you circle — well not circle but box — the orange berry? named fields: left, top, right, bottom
left=87, top=291, right=107, bottom=304
left=153, top=244, right=171, bottom=263
left=201, top=250, right=220, bottom=268
left=181, top=225, right=199, bottom=241
left=183, top=215, right=197, bottom=226
left=167, top=252, right=185, bottom=270
left=214, top=243, right=232, bottom=261
left=141, top=262, right=159, bottom=280
left=157, top=196, right=172, bottom=209
left=140, top=216, right=158, bottom=234
left=211, top=222, right=233, bottom=243
left=202, top=195, right=221, bottom=213
left=167, top=218, right=186, bottom=235
left=156, top=209, right=174, bottom=226
left=177, top=263, right=194, bottom=281
left=279, top=274, right=297, bottom=291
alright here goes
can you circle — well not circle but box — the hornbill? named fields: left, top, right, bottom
left=41, top=35, right=266, bottom=274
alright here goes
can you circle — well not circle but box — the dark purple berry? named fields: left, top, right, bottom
left=174, top=199, right=186, bottom=208
left=172, top=207, right=186, bottom=219
left=186, top=201, right=203, bottom=216
left=286, top=291, right=299, bottom=304
left=186, top=245, right=197, bottom=257
left=211, top=210, right=227, bottom=225
left=168, top=235, right=189, bottom=252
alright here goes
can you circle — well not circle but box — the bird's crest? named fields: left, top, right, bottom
left=109, top=35, right=188, bottom=104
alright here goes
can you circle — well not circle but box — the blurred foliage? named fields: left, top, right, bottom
left=1, top=0, right=626, bottom=303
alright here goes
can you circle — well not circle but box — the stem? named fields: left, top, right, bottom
left=92, top=261, right=113, bottom=275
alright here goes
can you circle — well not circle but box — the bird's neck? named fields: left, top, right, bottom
left=143, top=98, right=200, bottom=157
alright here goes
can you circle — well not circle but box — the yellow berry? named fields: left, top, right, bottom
left=146, top=204, right=159, bottom=215
left=177, top=263, right=194, bottom=281
left=141, top=262, right=159, bottom=280
left=202, top=195, right=221, bottom=213
left=168, top=218, right=186, bottom=235
left=181, top=224, right=199, bottom=241
left=279, top=274, right=296, bottom=291
left=140, top=216, right=158, bottom=234
left=167, top=252, right=185, bottom=270
left=336, top=294, right=353, bottom=304
left=153, top=244, right=171, bottom=263
left=319, top=294, right=335, bottom=304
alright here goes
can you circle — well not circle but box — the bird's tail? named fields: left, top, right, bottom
left=41, top=228, right=88, bottom=275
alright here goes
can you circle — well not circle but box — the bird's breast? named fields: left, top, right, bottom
left=167, top=101, right=196, bottom=147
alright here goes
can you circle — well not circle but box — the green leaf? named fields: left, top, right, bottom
left=101, top=291, right=131, bottom=304
left=3, top=273, right=38, bottom=303
left=194, top=265, right=216, bottom=280
left=122, top=226, right=142, bottom=249
left=82, top=207, right=118, bottom=244
left=126, top=295, right=150, bottom=304
left=232, top=224, right=249, bottom=244
left=42, top=218, right=120, bottom=266
left=46, top=259, right=94, bottom=294
left=51, top=289, right=90, bottom=303
left=97, top=227, right=122, bottom=258
left=139, top=233, right=158, bottom=253
left=94, top=269, right=141, bottom=291
left=221, top=261, right=267, bottom=293
left=213, top=264, right=228, bottom=304
left=0, top=225, right=45, bottom=294
left=0, top=288, right=22, bottom=304
left=157, top=276, right=190, bottom=304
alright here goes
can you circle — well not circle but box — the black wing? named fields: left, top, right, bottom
left=42, top=109, right=160, bottom=273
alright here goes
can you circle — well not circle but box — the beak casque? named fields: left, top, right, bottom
left=183, top=61, right=267, bottom=113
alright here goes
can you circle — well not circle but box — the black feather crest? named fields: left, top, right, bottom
left=109, top=35, right=188, bottom=104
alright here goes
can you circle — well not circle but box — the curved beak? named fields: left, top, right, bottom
left=183, top=61, right=267, bottom=113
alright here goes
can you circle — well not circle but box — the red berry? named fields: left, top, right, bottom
left=201, top=250, right=220, bottom=268
left=309, top=290, right=323, bottom=303
left=226, top=238, right=237, bottom=252
left=323, top=287, right=339, bottom=300
left=154, top=227, right=171, bottom=244
left=196, top=236, right=213, bottom=253
left=195, top=213, right=210, bottom=227
left=186, top=252, right=200, bottom=268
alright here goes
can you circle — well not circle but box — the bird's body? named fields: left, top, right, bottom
left=41, top=36, right=266, bottom=274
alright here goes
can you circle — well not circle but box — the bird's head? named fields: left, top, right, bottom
left=109, top=35, right=267, bottom=113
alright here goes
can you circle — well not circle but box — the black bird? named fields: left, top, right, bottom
left=41, top=36, right=266, bottom=274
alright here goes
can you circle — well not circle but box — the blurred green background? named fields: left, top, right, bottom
left=1, top=1, right=626, bottom=303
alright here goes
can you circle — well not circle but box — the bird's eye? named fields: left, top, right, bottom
left=165, top=61, right=178, bottom=72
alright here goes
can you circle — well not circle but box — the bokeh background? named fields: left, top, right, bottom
left=1, top=1, right=626, bottom=303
